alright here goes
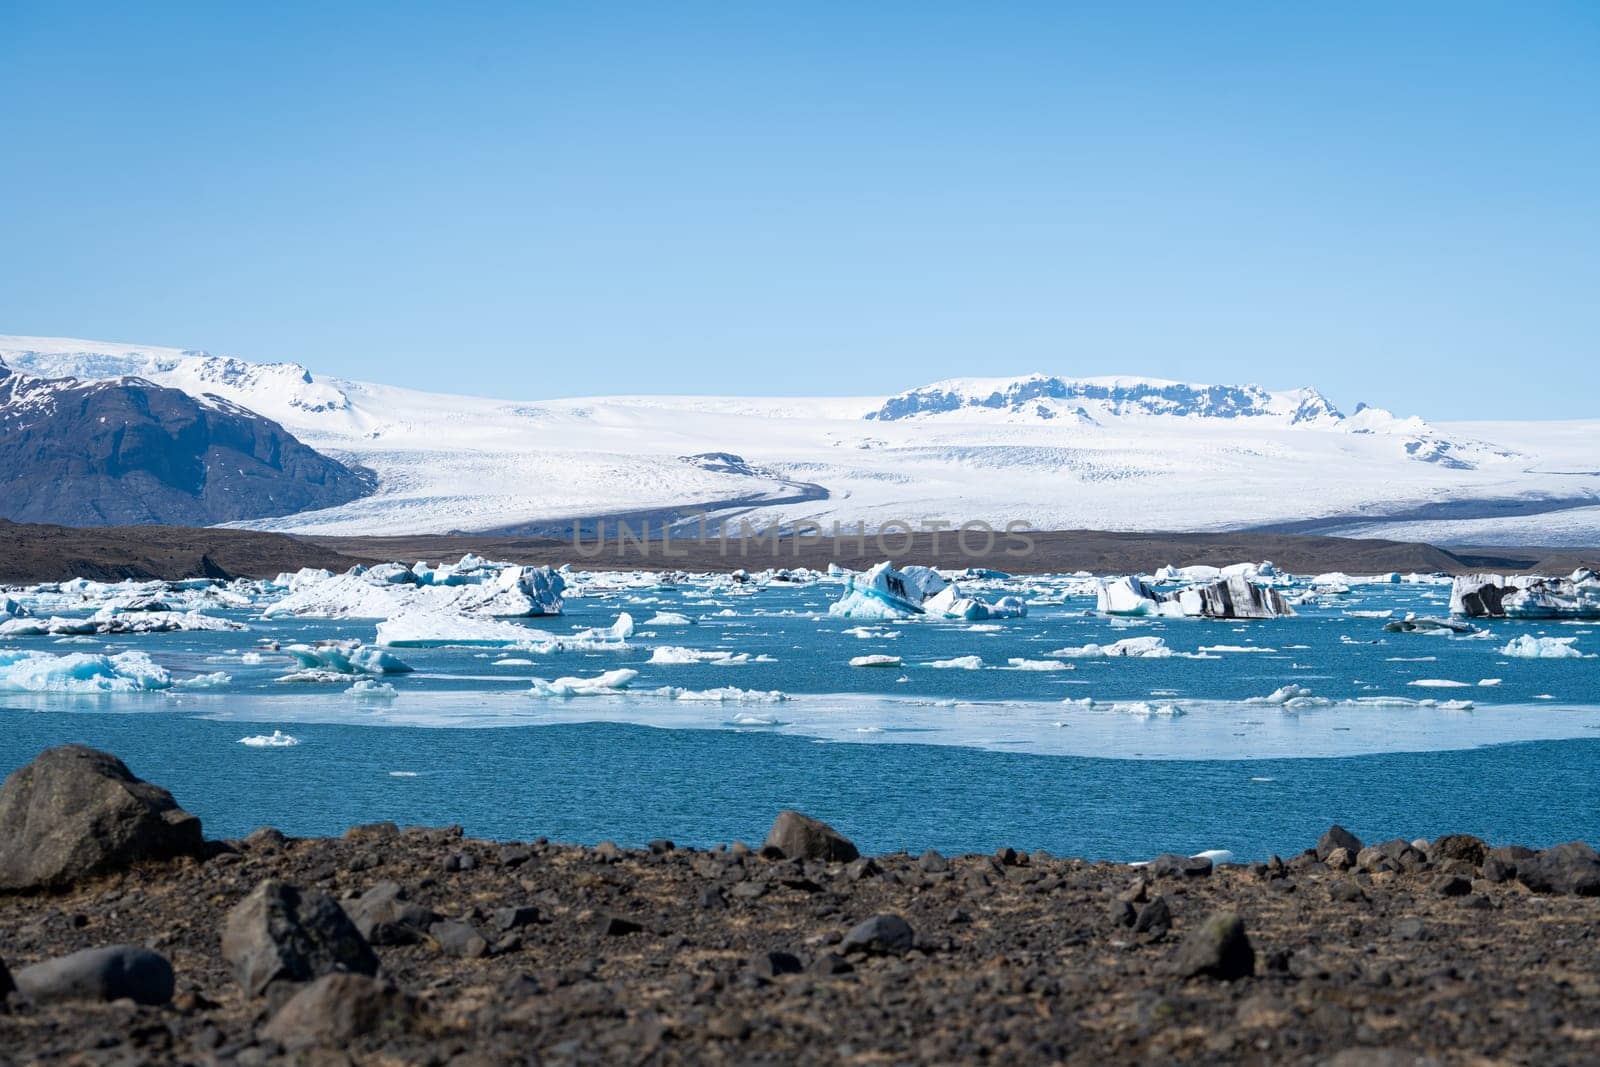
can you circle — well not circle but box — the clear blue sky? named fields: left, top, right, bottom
left=2, top=3, right=1596, bottom=417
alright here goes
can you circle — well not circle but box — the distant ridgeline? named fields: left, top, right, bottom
left=0, top=361, right=373, bottom=527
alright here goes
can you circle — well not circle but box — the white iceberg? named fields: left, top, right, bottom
left=1051, top=636, right=1174, bottom=658
left=239, top=730, right=300, bottom=747
left=527, top=668, right=638, bottom=697
left=850, top=654, right=903, bottom=668
left=265, top=558, right=565, bottom=620
left=926, top=655, right=984, bottom=669
left=1500, top=635, right=1586, bottom=659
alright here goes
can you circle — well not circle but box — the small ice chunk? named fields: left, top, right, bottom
left=849, top=654, right=903, bottom=668
left=239, top=730, right=299, bottom=747
left=926, top=656, right=984, bottom=670
left=1500, top=635, right=1585, bottom=659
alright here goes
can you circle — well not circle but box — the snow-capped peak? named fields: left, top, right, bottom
left=0, top=335, right=351, bottom=426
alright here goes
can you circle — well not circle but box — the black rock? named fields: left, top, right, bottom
left=0, top=363, right=372, bottom=526
left=748, top=951, right=804, bottom=978
left=0, top=745, right=204, bottom=893
left=429, top=920, right=489, bottom=959
left=221, top=879, right=379, bottom=997
left=762, top=811, right=860, bottom=863
left=1481, top=856, right=1513, bottom=883
left=12, top=945, right=174, bottom=1006
left=1170, top=912, right=1254, bottom=981
left=809, top=952, right=854, bottom=976
left=1329, top=879, right=1369, bottom=904
left=1515, top=842, right=1600, bottom=896
left=1317, top=825, right=1363, bottom=861
left=498, top=845, right=534, bottom=868
left=842, top=914, right=915, bottom=956
left=0, top=955, right=13, bottom=1000
left=1432, top=874, right=1473, bottom=897
left=595, top=914, right=644, bottom=937
left=917, top=850, right=950, bottom=874
left=1148, top=854, right=1212, bottom=878
left=1134, top=896, right=1173, bottom=937
left=1109, top=900, right=1137, bottom=928
left=648, top=839, right=676, bottom=855
left=697, top=887, right=728, bottom=910
left=345, top=881, right=439, bottom=946
left=1429, top=834, right=1488, bottom=867
left=1393, top=918, right=1430, bottom=941
left=845, top=857, right=882, bottom=881
left=493, top=905, right=540, bottom=931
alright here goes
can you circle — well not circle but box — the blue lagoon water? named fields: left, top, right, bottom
left=3, top=571, right=1597, bottom=860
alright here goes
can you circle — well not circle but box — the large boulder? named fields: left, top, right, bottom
left=1316, top=825, right=1363, bottom=861
left=1171, top=912, right=1255, bottom=980
left=1515, top=842, right=1600, bottom=896
left=0, top=745, right=204, bottom=893
left=1, top=956, right=14, bottom=1000
left=222, top=879, right=379, bottom=997
left=12, top=945, right=174, bottom=1005
left=345, top=881, right=439, bottom=946
left=761, top=811, right=860, bottom=863
left=260, top=973, right=417, bottom=1050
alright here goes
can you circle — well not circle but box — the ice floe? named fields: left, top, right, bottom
left=850, top=654, right=903, bottom=668
left=528, top=668, right=639, bottom=697
left=239, top=730, right=300, bottom=747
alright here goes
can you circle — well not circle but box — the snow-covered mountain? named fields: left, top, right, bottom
left=2, top=334, right=1596, bottom=545
left=0, top=356, right=372, bottom=526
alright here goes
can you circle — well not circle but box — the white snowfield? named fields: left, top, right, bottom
left=4, top=335, right=1598, bottom=544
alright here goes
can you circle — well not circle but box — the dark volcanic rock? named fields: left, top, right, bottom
left=1515, top=842, right=1600, bottom=896
left=429, top=920, right=490, bottom=959
left=1317, top=825, right=1363, bottom=861
left=346, top=881, right=439, bottom=946
left=761, top=810, right=860, bottom=863
left=1134, top=896, right=1173, bottom=937
left=0, top=745, right=204, bottom=893
left=221, top=879, right=379, bottom=996
left=259, top=973, right=417, bottom=1050
left=0, top=955, right=13, bottom=1000
left=1171, top=912, right=1255, bottom=980
left=12, top=945, right=174, bottom=1005
left=1430, top=834, right=1488, bottom=867
left=842, top=914, right=915, bottom=956
left=1149, top=854, right=1213, bottom=878
left=0, top=363, right=373, bottom=526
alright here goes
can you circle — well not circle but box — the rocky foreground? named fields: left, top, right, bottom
left=2, top=747, right=1600, bottom=1065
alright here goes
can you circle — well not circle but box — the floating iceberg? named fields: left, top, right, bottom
left=829, top=561, right=1024, bottom=622
left=1110, top=701, right=1186, bottom=717
left=376, top=609, right=549, bottom=648
left=1451, top=572, right=1600, bottom=619
left=0, top=649, right=171, bottom=693
left=828, top=562, right=939, bottom=620
left=1500, top=635, right=1586, bottom=659
left=1245, top=685, right=1332, bottom=709
left=926, top=655, right=984, bottom=669
left=1004, top=658, right=1070, bottom=671
left=239, top=730, right=300, bottom=747
left=265, top=558, right=565, bottom=620
left=850, top=654, right=903, bottom=668
left=283, top=642, right=413, bottom=677
left=0, top=609, right=243, bottom=637
left=527, top=668, right=638, bottom=697
left=1383, top=614, right=1481, bottom=635
left=1096, top=574, right=1292, bottom=620
left=347, top=679, right=399, bottom=698
left=176, top=671, right=232, bottom=689
left=644, top=612, right=694, bottom=626
left=1051, top=636, right=1175, bottom=658
left=653, top=685, right=789, bottom=702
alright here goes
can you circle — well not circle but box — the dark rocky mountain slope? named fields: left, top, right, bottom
left=0, top=362, right=373, bottom=526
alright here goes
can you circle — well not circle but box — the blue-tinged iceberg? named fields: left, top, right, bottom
left=0, top=650, right=171, bottom=693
